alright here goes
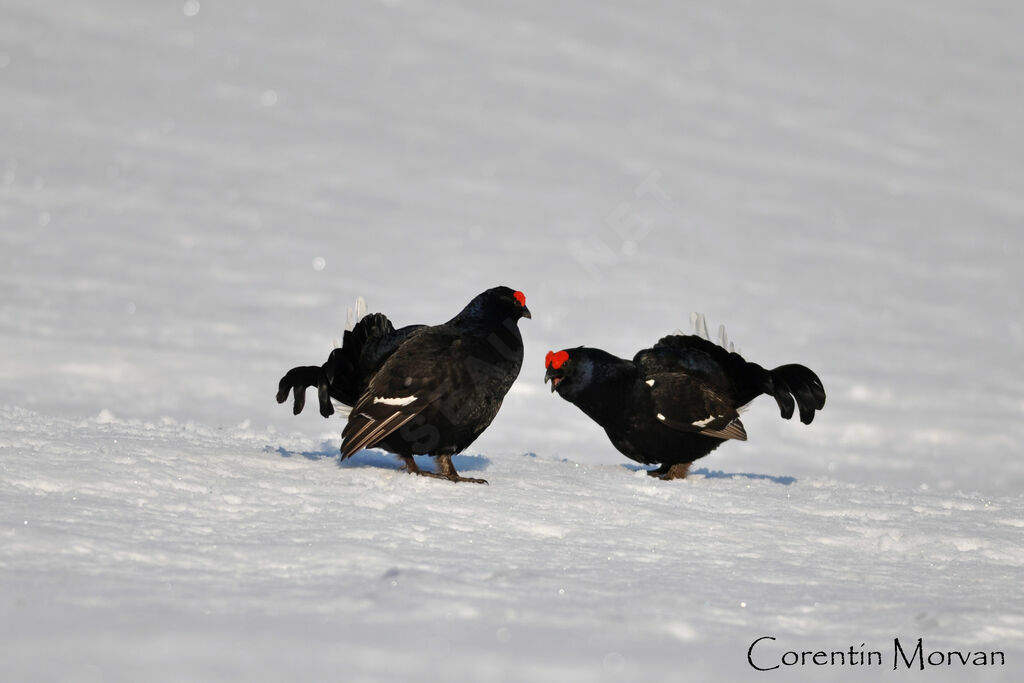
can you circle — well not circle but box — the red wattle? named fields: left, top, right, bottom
left=545, top=350, right=569, bottom=369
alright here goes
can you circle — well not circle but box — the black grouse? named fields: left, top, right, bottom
left=277, top=286, right=531, bottom=483
left=544, top=316, right=825, bottom=480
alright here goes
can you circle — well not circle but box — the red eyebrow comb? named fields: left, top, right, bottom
left=513, top=291, right=527, bottom=307
left=545, top=350, right=569, bottom=370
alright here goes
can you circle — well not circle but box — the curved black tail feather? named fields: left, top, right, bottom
left=277, top=312, right=400, bottom=418
left=767, top=364, right=826, bottom=424
left=324, top=313, right=397, bottom=406
left=276, top=365, right=331, bottom=416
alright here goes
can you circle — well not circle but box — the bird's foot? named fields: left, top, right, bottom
left=398, top=456, right=422, bottom=474
left=647, top=463, right=691, bottom=480
left=397, top=455, right=487, bottom=483
left=450, top=474, right=488, bottom=485
left=428, top=454, right=488, bottom=484
left=416, top=471, right=489, bottom=485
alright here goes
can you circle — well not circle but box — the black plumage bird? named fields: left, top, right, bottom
left=544, top=317, right=825, bottom=480
left=277, top=286, right=531, bottom=483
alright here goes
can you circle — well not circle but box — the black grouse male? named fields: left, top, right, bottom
left=544, top=316, right=825, bottom=479
left=277, top=286, right=531, bottom=483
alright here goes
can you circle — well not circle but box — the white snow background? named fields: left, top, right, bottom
left=2, top=0, right=1022, bottom=681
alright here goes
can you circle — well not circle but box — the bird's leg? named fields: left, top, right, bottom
left=398, top=454, right=487, bottom=484
left=432, top=454, right=488, bottom=485
left=647, top=462, right=672, bottom=478
left=398, top=455, right=422, bottom=474
left=647, top=462, right=691, bottom=480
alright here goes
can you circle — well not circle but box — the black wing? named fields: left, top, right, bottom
left=635, top=334, right=771, bottom=406
left=339, top=329, right=455, bottom=459
left=323, top=317, right=427, bottom=405
left=643, top=372, right=747, bottom=441
left=339, top=383, right=442, bottom=459
left=637, top=332, right=824, bottom=428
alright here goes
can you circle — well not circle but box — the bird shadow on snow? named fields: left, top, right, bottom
left=269, top=442, right=338, bottom=462
left=622, top=464, right=797, bottom=486
left=268, top=443, right=489, bottom=474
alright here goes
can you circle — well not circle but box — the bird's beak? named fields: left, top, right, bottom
left=521, top=306, right=532, bottom=320
left=544, top=366, right=562, bottom=392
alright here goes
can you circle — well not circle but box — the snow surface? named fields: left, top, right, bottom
left=2, top=0, right=1023, bottom=681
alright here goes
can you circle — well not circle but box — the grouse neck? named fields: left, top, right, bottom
left=569, top=359, right=637, bottom=429
left=449, top=304, right=522, bottom=335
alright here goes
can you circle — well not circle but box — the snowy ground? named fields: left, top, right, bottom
left=2, top=0, right=1023, bottom=681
